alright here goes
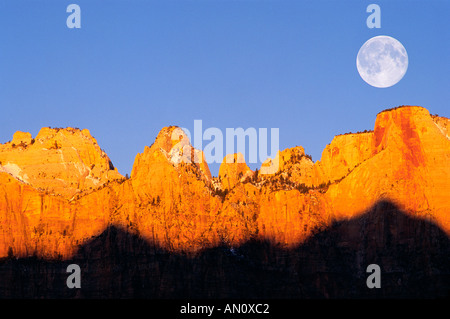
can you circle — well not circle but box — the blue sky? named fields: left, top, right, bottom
left=0, top=0, right=449, bottom=176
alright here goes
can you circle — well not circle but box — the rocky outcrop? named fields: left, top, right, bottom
left=0, top=127, right=122, bottom=199
left=218, top=153, right=254, bottom=190
left=313, top=131, right=374, bottom=185
left=128, top=126, right=221, bottom=251
left=431, top=114, right=450, bottom=140
left=326, top=106, right=450, bottom=234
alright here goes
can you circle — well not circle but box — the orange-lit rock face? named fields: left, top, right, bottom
left=432, top=114, right=450, bottom=139
left=327, top=106, right=450, bottom=227
left=218, top=153, right=253, bottom=190
left=129, top=126, right=220, bottom=251
left=314, top=132, right=374, bottom=185
left=0, top=106, right=448, bottom=258
left=0, top=127, right=122, bottom=199
left=0, top=172, right=95, bottom=259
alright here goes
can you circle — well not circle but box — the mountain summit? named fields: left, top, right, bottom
left=0, top=127, right=122, bottom=199
left=0, top=106, right=448, bottom=258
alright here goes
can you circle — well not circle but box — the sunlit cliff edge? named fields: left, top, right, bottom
left=0, top=105, right=448, bottom=258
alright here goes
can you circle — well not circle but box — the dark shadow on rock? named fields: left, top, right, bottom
left=0, top=200, right=448, bottom=298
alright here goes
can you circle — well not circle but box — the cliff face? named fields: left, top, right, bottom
left=327, top=106, right=450, bottom=230
left=313, top=131, right=374, bottom=185
left=0, top=106, right=449, bottom=259
left=128, top=126, right=221, bottom=251
left=218, top=153, right=253, bottom=190
left=0, top=127, right=122, bottom=199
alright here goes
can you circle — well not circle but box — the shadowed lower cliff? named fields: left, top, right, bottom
left=0, top=200, right=448, bottom=299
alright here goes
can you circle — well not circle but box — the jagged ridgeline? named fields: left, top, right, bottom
left=0, top=106, right=450, bottom=297
left=0, top=105, right=449, bottom=298
left=0, top=106, right=449, bottom=258
left=0, top=105, right=448, bottom=298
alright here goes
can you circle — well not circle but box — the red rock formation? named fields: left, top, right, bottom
left=218, top=153, right=254, bottom=190
left=327, top=106, right=450, bottom=234
left=0, top=105, right=448, bottom=258
left=0, top=127, right=122, bottom=199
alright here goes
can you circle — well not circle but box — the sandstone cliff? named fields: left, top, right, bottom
left=0, top=127, right=123, bottom=199
left=218, top=153, right=254, bottom=190
left=326, top=106, right=450, bottom=232
left=0, top=105, right=448, bottom=259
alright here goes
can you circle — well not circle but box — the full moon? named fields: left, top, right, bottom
left=356, top=35, right=408, bottom=88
